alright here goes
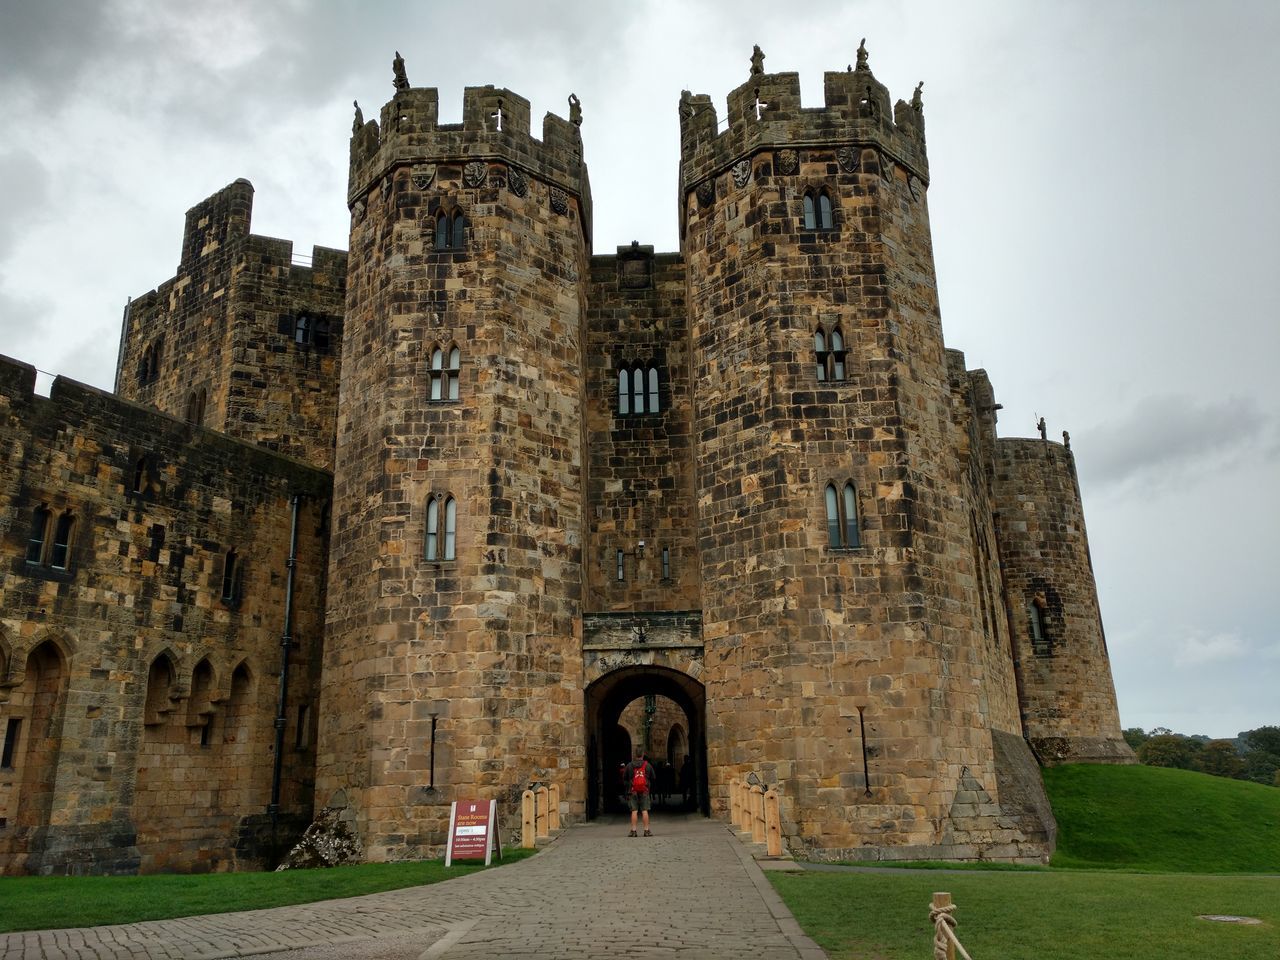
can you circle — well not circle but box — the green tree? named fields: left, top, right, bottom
left=1122, top=727, right=1149, bottom=751
left=1137, top=734, right=1199, bottom=770
left=1239, top=726, right=1280, bottom=786
left=1197, top=739, right=1245, bottom=779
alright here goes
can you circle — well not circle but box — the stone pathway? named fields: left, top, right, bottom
left=1, top=816, right=826, bottom=959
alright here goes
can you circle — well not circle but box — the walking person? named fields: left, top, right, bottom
left=625, top=750, right=657, bottom=836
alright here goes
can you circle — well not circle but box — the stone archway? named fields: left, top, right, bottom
left=584, top=665, right=707, bottom=818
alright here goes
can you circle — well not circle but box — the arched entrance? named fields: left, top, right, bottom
left=585, top=665, right=707, bottom=818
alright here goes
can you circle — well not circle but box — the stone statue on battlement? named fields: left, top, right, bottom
left=750, top=45, right=765, bottom=76
left=352, top=100, right=363, bottom=135
left=393, top=51, right=409, bottom=91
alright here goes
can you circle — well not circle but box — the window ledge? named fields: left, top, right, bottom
left=825, top=545, right=869, bottom=555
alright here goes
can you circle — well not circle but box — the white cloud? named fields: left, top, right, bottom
left=1172, top=631, right=1250, bottom=668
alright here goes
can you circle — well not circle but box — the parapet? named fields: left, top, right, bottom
left=678, top=42, right=928, bottom=194
left=180, top=179, right=254, bottom=269
left=348, top=58, right=589, bottom=220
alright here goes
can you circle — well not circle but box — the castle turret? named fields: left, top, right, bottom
left=679, top=45, right=1049, bottom=859
left=317, top=58, right=592, bottom=857
left=993, top=437, right=1134, bottom=763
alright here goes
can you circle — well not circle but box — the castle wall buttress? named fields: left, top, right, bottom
left=319, top=83, right=590, bottom=857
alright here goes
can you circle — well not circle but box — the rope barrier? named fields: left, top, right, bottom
left=929, top=896, right=974, bottom=960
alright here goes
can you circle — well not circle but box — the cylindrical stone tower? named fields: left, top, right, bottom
left=316, top=67, right=592, bottom=858
left=993, top=438, right=1133, bottom=764
left=679, top=48, right=1046, bottom=859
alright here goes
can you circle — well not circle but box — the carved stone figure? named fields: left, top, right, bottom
left=550, top=187, right=569, bottom=214
left=568, top=93, right=582, bottom=127
left=836, top=146, right=858, bottom=174
left=1037, top=416, right=1048, bottom=440
left=856, top=38, right=869, bottom=71
left=731, top=159, right=752, bottom=189
left=392, top=51, right=409, bottom=91
left=679, top=89, right=694, bottom=121
left=352, top=100, right=363, bottom=136
left=912, top=81, right=925, bottom=112
left=750, top=44, right=765, bottom=76
left=1062, top=430, right=1071, bottom=450
left=776, top=149, right=799, bottom=175
left=508, top=167, right=528, bottom=198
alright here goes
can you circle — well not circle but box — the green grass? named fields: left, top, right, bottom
left=1045, top=763, right=1280, bottom=872
left=771, top=764, right=1280, bottom=958
left=0, top=850, right=537, bottom=933
left=771, top=870, right=1280, bottom=960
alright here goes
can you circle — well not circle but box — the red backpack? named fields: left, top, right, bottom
left=631, top=762, right=649, bottom=794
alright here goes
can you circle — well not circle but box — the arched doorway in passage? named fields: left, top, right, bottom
left=584, top=665, right=708, bottom=819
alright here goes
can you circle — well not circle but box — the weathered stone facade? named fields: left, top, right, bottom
left=0, top=45, right=1131, bottom=875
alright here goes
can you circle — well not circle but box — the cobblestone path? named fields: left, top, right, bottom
left=1, top=816, right=826, bottom=959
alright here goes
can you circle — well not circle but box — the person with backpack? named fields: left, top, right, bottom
left=624, top=750, right=657, bottom=837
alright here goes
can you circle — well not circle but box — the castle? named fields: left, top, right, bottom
left=0, top=45, right=1132, bottom=876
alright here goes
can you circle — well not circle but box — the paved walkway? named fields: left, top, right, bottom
left=2, top=816, right=826, bottom=960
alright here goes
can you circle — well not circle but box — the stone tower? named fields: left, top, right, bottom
left=116, top=179, right=347, bottom=470
left=678, top=47, right=1051, bottom=858
left=317, top=68, right=592, bottom=858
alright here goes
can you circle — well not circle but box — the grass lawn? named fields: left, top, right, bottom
left=0, top=850, right=536, bottom=934
left=772, top=764, right=1280, bottom=958
left=770, top=869, right=1280, bottom=960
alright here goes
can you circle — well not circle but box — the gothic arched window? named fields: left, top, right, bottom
left=426, top=494, right=457, bottom=562
left=814, top=325, right=848, bottom=382
left=435, top=212, right=448, bottom=250
left=25, top=505, right=51, bottom=564
left=49, top=511, right=75, bottom=569
left=618, top=364, right=662, bottom=416
left=430, top=345, right=461, bottom=401
left=824, top=481, right=861, bottom=548
left=803, top=189, right=835, bottom=231
left=618, top=369, right=630, bottom=415
left=451, top=212, right=466, bottom=249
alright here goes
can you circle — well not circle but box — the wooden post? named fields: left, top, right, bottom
left=729, top=778, right=740, bottom=825
left=738, top=781, right=752, bottom=833
left=750, top=784, right=765, bottom=843
left=521, top=789, right=536, bottom=849
left=764, top=788, right=782, bottom=856
left=548, top=783, right=561, bottom=831
left=932, top=892, right=955, bottom=960
left=535, top=785, right=550, bottom=838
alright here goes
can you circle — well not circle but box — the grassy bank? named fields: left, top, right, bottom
left=0, top=851, right=535, bottom=933
left=771, top=869, right=1279, bottom=960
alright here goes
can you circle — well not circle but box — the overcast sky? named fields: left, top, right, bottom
left=1, top=1, right=1276, bottom=739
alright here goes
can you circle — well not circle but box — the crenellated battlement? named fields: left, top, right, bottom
left=678, top=43, right=928, bottom=198
left=348, top=57, right=589, bottom=224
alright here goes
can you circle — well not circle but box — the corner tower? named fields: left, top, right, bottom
left=680, top=45, right=1049, bottom=859
left=317, top=58, right=592, bottom=858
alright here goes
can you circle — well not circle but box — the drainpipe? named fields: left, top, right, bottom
left=269, top=494, right=302, bottom=844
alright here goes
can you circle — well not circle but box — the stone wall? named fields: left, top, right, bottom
left=993, top=438, right=1133, bottom=763
left=0, top=356, right=329, bottom=875
left=584, top=248, right=699, bottom=612
left=116, top=180, right=346, bottom=471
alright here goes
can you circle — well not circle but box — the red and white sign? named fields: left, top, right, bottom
left=445, top=798, right=500, bottom=866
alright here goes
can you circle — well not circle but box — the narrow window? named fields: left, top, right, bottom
left=425, top=497, right=439, bottom=560
left=661, top=546, right=671, bottom=581
left=814, top=330, right=827, bottom=381
left=618, top=369, right=630, bottom=415
left=818, top=191, right=834, bottom=229
left=435, top=212, right=448, bottom=249
left=221, top=549, right=239, bottom=603
left=803, top=193, right=816, bottom=230
left=842, top=482, right=860, bottom=548
left=294, top=314, right=312, bottom=345
left=447, top=346, right=460, bottom=400
left=314, top=317, right=331, bottom=352
left=49, top=511, right=74, bottom=569
left=443, top=496, right=457, bottom=561
left=616, top=549, right=625, bottom=581
left=133, top=458, right=149, bottom=495
left=26, top=506, right=51, bottom=564
left=825, top=484, right=841, bottom=547
left=295, top=703, right=311, bottom=750
left=430, top=347, right=444, bottom=401
left=830, top=329, right=846, bottom=380
left=451, top=212, right=466, bottom=249
left=1030, top=601, right=1049, bottom=654
left=1, top=718, right=21, bottom=769
left=647, top=367, right=660, bottom=413
left=632, top=365, right=645, bottom=414
left=148, top=524, right=166, bottom=563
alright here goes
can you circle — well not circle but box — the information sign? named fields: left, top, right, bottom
left=445, top=798, right=500, bottom=866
